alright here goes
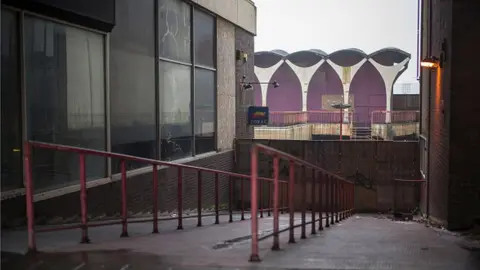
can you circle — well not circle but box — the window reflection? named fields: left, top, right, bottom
left=159, top=61, right=193, bottom=161
left=194, top=9, right=215, bottom=67
left=158, top=0, right=191, bottom=63
left=110, top=0, right=156, bottom=172
left=1, top=9, right=23, bottom=191
left=24, top=16, right=106, bottom=190
left=195, top=68, right=216, bottom=154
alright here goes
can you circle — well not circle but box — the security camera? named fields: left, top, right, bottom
left=272, top=81, right=280, bottom=88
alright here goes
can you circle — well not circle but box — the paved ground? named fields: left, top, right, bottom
left=2, top=214, right=479, bottom=269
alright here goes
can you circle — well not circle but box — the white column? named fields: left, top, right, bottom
left=285, top=59, right=324, bottom=111
left=326, top=59, right=367, bottom=121
left=369, top=57, right=410, bottom=122
left=254, top=61, right=283, bottom=106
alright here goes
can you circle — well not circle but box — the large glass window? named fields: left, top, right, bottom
left=1, top=9, right=23, bottom=191
left=194, top=68, right=215, bottom=154
left=24, top=16, right=106, bottom=190
left=110, top=0, right=156, bottom=172
left=159, top=61, right=193, bottom=160
left=193, top=8, right=216, bottom=154
left=194, top=9, right=215, bottom=68
left=158, top=0, right=191, bottom=63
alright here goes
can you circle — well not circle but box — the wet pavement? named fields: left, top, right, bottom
left=2, top=214, right=479, bottom=269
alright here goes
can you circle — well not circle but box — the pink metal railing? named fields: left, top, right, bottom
left=24, top=141, right=289, bottom=252
left=371, top=110, right=420, bottom=124
left=249, top=143, right=355, bottom=262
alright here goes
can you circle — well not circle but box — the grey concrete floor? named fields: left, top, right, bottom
left=2, top=214, right=479, bottom=269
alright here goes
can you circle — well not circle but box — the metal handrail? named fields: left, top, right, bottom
left=249, top=143, right=355, bottom=262
left=23, top=140, right=286, bottom=253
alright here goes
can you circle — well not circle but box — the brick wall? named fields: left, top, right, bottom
left=447, top=1, right=480, bottom=229
left=235, top=27, right=255, bottom=139
left=423, top=0, right=452, bottom=227
left=421, top=0, right=480, bottom=230
left=235, top=140, right=420, bottom=212
left=1, top=151, right=234, bottom=228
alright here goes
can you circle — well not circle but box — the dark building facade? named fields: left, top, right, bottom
left=0, top=0, right=257, bottom=226
left=420, top=0, right=480, bottom=230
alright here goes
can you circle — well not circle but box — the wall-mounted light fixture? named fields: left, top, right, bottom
left=420, top=56, right=440, bottom=69
left=241, top=75, right=279, bottom=90
left=421, top=39, right=447, bottom=69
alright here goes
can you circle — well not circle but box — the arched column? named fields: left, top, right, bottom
left=369, top=57, right=410, bottom=122
left=326, top=59, right=367, bottom=121
left=285, top=60, right=324, bottom=111
left=254, top=61, right=283, bottom=106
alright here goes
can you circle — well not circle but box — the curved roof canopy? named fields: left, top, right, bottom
left=255, top=48, right=410, bottom=67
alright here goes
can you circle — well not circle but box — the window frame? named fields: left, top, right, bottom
left=1, top=5, right=110, bottom=191
left=157, top=0, right=217, bottom=158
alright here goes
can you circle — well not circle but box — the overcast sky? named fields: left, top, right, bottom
left=254, top=0, right=419, bottom=84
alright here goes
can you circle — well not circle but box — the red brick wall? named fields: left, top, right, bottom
left=421, top=0, right=480, bottom=230
left=447, top=1, right=480, bottom=229
left=423, top=0, right=452, bottom=227
left=235, top=140, right=420, bottom=212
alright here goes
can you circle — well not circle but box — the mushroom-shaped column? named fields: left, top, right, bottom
left=254, top=61, right=283, bottom=106
left=326, top=58, right=367, bottom=121
left=285, top=60, right=324, bottom=111
left=369, top=57, right=410, bottom=122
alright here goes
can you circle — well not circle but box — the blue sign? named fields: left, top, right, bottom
left=247, top=106, right=269, bottom=126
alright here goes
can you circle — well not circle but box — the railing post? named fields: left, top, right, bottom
left=24, top=142, right=36, bottom=253
left=120, top=160, right=128, bottom=237
left=249, top=145, right=260, bottom=262
left=197, top=171, right=202, bottom=227
left=267, top=180, right=271, bottom=217
left=311, top=169, right=316, bottom=235
left=301, top=166, right=307, bottom=239
left=318, top=173, right=323, bottom=231
left=280, top=183, right=284, bottom=214
left=330, top=177, right=335, bottom=225
left=288, top=161, right=296, bottom=244
left=79, top=154, right=90, bottom=243
left=325, top=175, right=330, bottom=228
left=259, top=179, right=263, bottom=218
left=152, top=164, right=159, bottom=233
left=335, top=179, right=339, bottom=223
left=177, top=167, right=183, bottom=230
left=241, top=177, right=245, bottom=220
left=272, top=155, right=280, bottom=250
left=214, top=173, right=219, bottom=224
left=229, top=176, right=233, bottom=223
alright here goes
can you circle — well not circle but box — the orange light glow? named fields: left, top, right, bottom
left=420, top=57, right=440, bottom=69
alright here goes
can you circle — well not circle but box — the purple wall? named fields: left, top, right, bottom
left=307, top=63, right=343, bottom=111
left=350, top=61, right=386, bottom=124
left=266, top=62, right=302, bottom=111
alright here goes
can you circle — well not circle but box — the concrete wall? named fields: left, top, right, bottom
left=192, top=0, right=256, bottom=35
left=235, top=27, right=255, bottom=139
left=420, top=0, right=480, bottom=230
left=253, top=124, right=352, bottom=140
left=371, top=123, right=419, bottom=140
left=235, top=140, right=420, bottom=212
left=216, top=18, right=236, bottom=150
